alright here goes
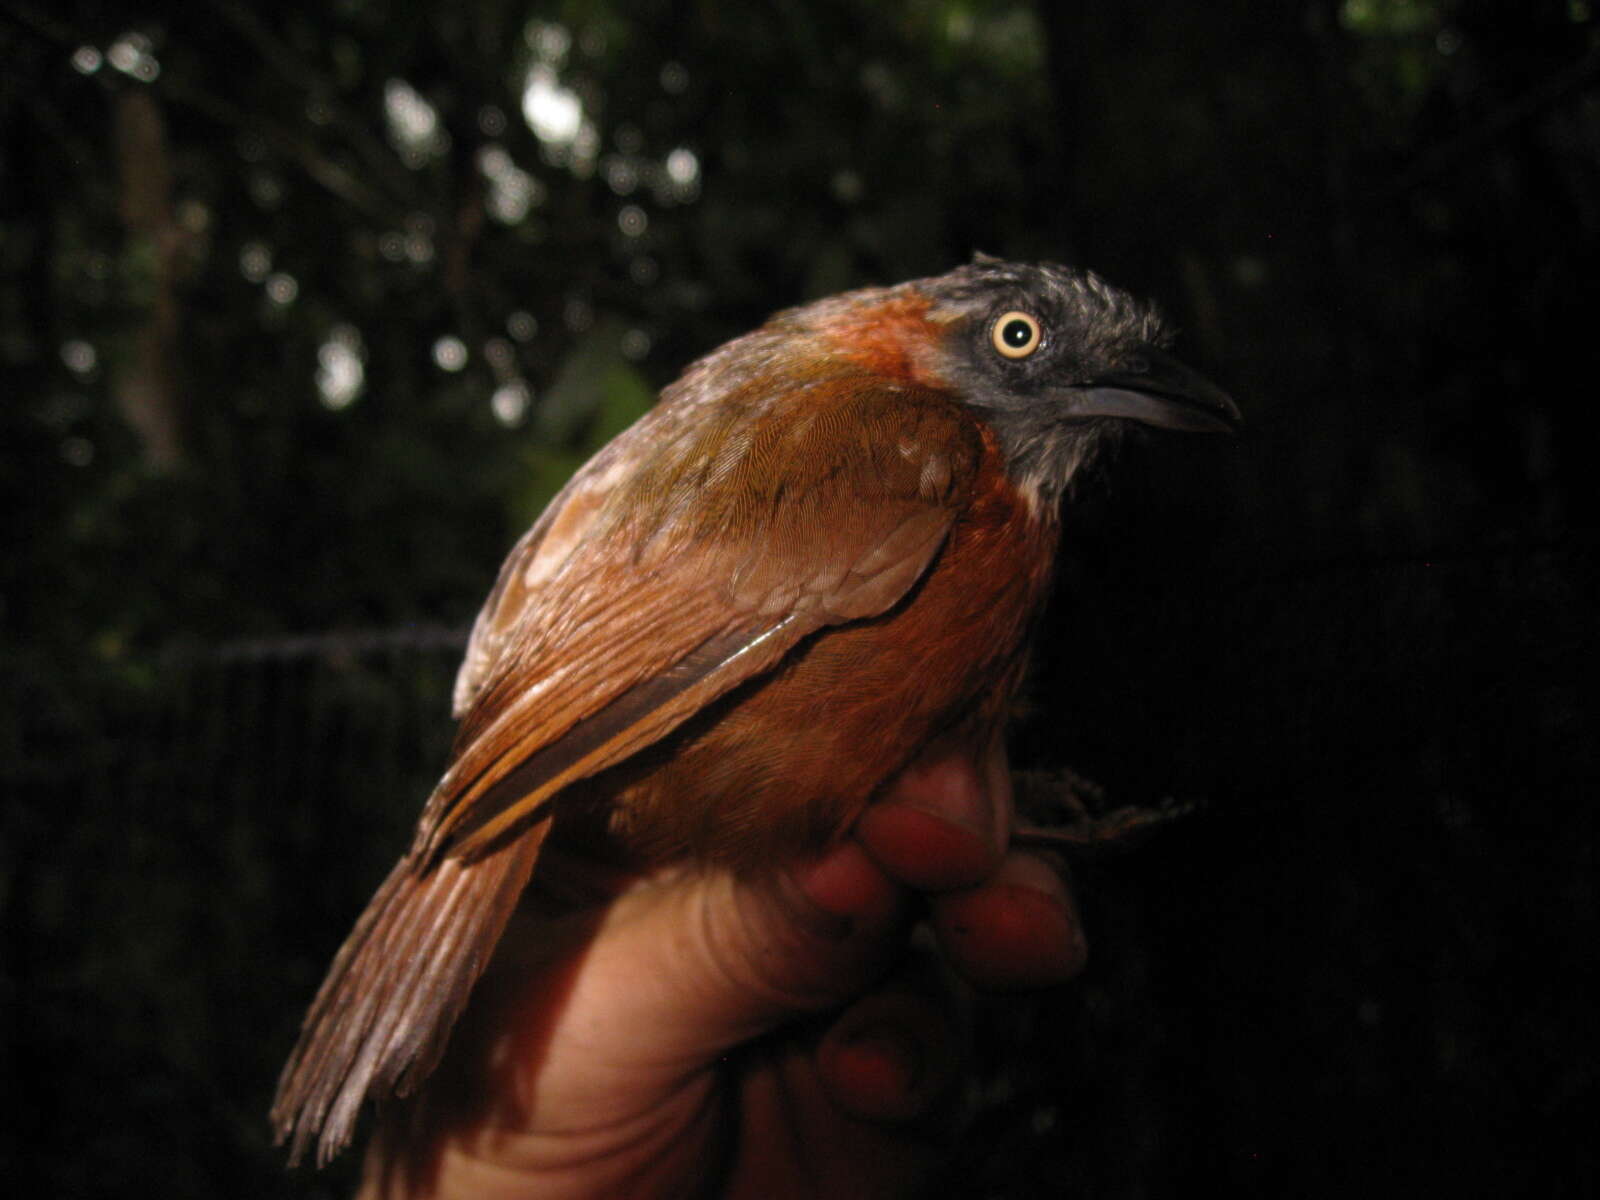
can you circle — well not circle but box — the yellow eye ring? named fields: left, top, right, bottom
left=991, top=311, right=1042, bottom=359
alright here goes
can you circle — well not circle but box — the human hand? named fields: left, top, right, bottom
left=358, top=741, right=1087, bottom=1199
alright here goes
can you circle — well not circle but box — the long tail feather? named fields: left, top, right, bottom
left=271, top=825, right=547, bottom=1167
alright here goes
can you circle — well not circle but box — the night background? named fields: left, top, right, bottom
left=3, top=1, right=1596, bottom=1196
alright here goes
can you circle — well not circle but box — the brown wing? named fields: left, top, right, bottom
left=423, top=375, right=983, bottom=859
left=273, top=374, right=982, bottom=1166
left=272, top=820, right=545, bottom=1166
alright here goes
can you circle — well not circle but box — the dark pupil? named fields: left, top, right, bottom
left=1002, top=319, right=1033, bottom=348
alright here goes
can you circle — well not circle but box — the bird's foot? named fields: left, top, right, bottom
left=1010, top=768, right=1203, bottom=854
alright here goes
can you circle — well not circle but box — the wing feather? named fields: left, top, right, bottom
left=424, top=378, right=982, bottom=860
left=273, top=823, right=547, bottom=1166
left=273, top=372, right=984, bottom=1164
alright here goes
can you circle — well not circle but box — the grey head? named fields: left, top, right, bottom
left=918, top=257, right=1240, bottom=503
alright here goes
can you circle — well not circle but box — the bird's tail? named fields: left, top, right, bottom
left=271, top=826, right=547, bottom=1167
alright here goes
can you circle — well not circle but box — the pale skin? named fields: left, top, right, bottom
left=358, top=741, right=1087, bottom=1199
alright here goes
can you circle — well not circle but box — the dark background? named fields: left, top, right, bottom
left=3, top=1, right=1595, bottom=1196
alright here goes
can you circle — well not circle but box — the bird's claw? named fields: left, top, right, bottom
left=1010, top=769, right=1203, bottom=854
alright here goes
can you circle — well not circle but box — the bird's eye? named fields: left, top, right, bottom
left=991, top=311, right=1042, bottom=359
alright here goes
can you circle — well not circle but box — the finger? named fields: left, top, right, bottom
left=723, top=950, right=962, bottom=1199
left=855, top=740, right=1013, bottom=891
left=398, top=850, right=911, bottom=1158
left=929, top=850, right=1089, bottom=990
left=815, top=962, right=961, bottom=1124
left=790, top=836, right=904, bottom=930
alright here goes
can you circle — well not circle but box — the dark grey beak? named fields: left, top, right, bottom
left=1059, top=346, right=1241, bottom=433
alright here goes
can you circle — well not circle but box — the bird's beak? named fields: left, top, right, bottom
left=1059, top=346, right=1241, bottom=433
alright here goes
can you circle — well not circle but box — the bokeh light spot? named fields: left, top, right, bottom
left=629, top=256, right=659, bottom=286
left=665, top=147, right=699, bottom=187
left=563, top=297, right=594, bottom=332
left=60, top=340, right=97, bottom=376
left=239, top=242, right=272, bottom=283
left=266, top=273, right=299, bottom=305
left=491, top=381, right=531, bottom=426
left=432, top=336, right=468, bottom=371
left=478, top=146, right=544, bottom=224
left=618, top=205, right=648, bottom=237
left=522, top=65, right=583, bottom=146
left=384, top=78, right=447, bottom=162
left=660, top=61, right=688, bottom=93
left=484, top=337, right=515, bottom=371
left=604, top=156, right=639, bottom=195
left=526, top=20, right=571, bottom=64
left=478, top=105, right=507, bottom=136
left=316, top=325, right=366, bottom=410
left=621, top=329, right=651, bottom=360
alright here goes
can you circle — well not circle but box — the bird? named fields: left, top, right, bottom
left=271, top=256, right=1240, bottom=1167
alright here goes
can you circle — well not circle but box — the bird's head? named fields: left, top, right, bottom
left=800, top=256, right=1241, bottom=506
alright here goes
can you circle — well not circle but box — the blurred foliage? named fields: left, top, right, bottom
left=2, top=0, right=1597, bottom=1196
left=4, top=0, right=1596, bottom=661
left=2, top=0, right=1072, bottom=657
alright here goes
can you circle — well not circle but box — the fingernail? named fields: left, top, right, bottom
left=791, top=842, right=898, bottom=937
left=889, top=754, right=997, bottom=852
left=991, top=853, right=1072, bottom=911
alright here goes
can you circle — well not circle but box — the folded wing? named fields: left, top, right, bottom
left=273, top=373, right=981, bottom=1165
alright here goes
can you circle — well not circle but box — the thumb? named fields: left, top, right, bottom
left=444, top=750, right=1007, bottom=1126
left=568, top=840, right=915, bottom=1065
left=568, top=744, right=1011, bottom=1061
left=360, top=847, right=919, bottom=1178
